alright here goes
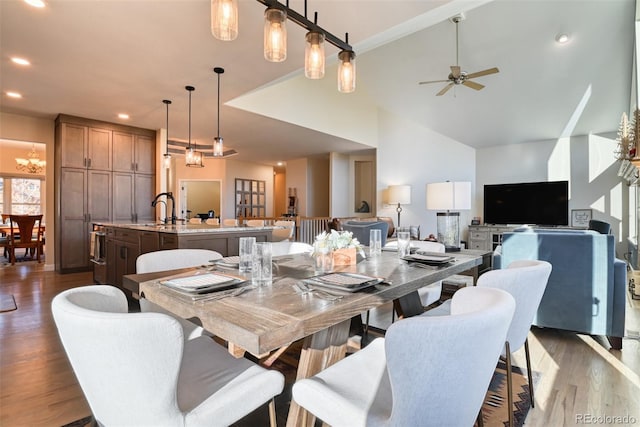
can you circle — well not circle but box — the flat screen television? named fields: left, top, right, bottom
left=483, top=181, right=569, bottom=226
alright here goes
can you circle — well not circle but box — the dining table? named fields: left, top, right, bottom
left=126, top=249, right=483, bottom=427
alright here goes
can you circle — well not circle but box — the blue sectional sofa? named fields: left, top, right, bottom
left=494, top=228, right=626, bottom=349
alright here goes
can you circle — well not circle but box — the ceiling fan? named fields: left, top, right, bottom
left=419, top=13, right=499, bottom=96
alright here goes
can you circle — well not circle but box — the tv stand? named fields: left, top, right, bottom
left=468, top=225, right=519, bottom=251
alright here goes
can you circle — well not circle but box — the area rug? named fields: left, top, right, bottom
left=0, top=294, right=17, bottom=312
left=480, top=361, right=540, bottom=427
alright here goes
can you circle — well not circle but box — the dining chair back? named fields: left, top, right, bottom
left=292, top=286, right=515, bottom=427
left=246, top=219, right=265, bottom=227
left=52, top=285, right=285, bottom=427
left=588, top=219, right=611, bottom=234
left=8, top=214, right=44, bottom=265
left=205, top=218, right=219, bottom=225
left=271, top=241, right=313, bottom=257
left=136, top=249, right=223, bottom=341
left=222, top=218, right=239, bottom=226
left=188, top=217, right=202, bottom=224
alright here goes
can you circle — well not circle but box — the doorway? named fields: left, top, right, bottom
left=179, top=180, right=221, bottom=220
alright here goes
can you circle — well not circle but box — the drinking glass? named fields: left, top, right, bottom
left=251, top=242, right=273, bottom=286
left=313, top=246, right=334, bottom=274
left=369, top=229, right=382, bottom=257
left=397, top=231, right=411, bottom=260
left=239, top=236, right=256, bottom=273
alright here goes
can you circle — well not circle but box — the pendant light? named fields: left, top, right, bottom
left=213, top=67, right=225, bottom=157
left=211, top=0, right=238, bottom=41
left=305, top=29, right=325, bottom=79
left=185, top=86, right=204, bottom=168
left=162, top=99, right=172, bottom=168
left=338, top=34, right=356, bottom=93
left=264, top=7, right=287, bottom=62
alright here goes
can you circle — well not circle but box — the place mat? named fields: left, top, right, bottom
left=303, top=272, right=383, bottom=292
left=0, top=294, right=17, bottom=312
left=403, top=252, right=454, bottom=265
left=160, top=272, right=244, bottom=294
left=212, top=256, right=240, bottom=269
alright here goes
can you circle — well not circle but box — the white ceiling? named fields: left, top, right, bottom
left=0, top=0, right=635, bottom=165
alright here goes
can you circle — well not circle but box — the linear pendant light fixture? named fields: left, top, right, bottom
left=185, top=85, right=204, bottom=168
left=213, top=67, right=224, bottom=157
left=211, top=0, right=355, bottom=92
left=162, top=99, right=172, bottom=169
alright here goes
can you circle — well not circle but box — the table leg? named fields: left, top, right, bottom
left=286, top=319, right=351, bottom=427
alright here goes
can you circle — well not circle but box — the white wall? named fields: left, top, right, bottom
left=330, top=152, right=350, bottom=217
left=306, top=156, right=330, bottom=217
left=286, top=158, right=308, bottom=216
left=376, top=108, right=476, bottom=240
left=476, top=132, right=627, bottom=254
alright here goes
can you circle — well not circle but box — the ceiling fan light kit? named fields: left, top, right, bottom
left=419, top=13, right=499, bottom=96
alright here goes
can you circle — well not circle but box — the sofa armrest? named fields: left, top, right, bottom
left=611, top=258, right=627, bottom=337
left=492, top=245, right=503, bottom=269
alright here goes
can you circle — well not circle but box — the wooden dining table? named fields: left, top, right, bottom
left=126, top=250, right=483, bottom=427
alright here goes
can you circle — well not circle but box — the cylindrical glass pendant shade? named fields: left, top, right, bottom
left=264, top=8, right=287, bottom=62
left=305, top=31, right=325, bottom=79
left=185, top=147, right=204, bottom=168
left=211, top=0, right=238, bottom=41
left=163, top=153, right=172, bottom=169
left=338, top=50, right=356, bottom=93
left=213, top=136, right=224, bottom=157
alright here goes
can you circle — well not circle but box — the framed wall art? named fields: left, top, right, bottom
left=571, top=209, right=592, bottom=228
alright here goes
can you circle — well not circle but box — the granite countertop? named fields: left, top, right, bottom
left=95, top=222, right=282, bottom=234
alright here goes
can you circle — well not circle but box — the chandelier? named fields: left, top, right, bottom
left=211, top=0, right=356, bottom=93
left=16, top=145, right=46, bottom=174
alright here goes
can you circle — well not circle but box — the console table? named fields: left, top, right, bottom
left=468, top=225, right=518, bottom=251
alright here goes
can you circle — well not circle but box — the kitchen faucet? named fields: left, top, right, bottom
left=151, top=192, right=176, bottom=224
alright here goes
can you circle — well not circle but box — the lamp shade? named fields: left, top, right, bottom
left=388, top=185, right=411, bottom=205
left=426, top=182, right=471, bottom=211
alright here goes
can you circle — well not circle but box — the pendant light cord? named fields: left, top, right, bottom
left=217, top=71, right=220, bottom=138
left=185, top=86, right=195, bottom=149
left=163, top=99, right=171, bottom=154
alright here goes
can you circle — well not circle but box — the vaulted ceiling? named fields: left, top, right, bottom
left=1, top=0, right=635, bottom=165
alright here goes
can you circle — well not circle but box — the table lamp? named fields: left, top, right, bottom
left=387, top=185, right=411, bottom=228
left=426, top=181, right=471, bottom=252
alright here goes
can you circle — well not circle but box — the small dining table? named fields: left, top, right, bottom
left=127, top=249, right=482, bottom=427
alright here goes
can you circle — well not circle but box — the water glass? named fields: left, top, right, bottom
left=239, top=236, right=256, bottom=273
left=397, top=231, right=411, bottom=260
left=251, top=242, right=273, bottom=286
left=314, top=247, right=334, bottom=274
left=369, top=229, right=382, bottom=257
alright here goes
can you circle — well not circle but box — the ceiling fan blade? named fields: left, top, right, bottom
left=466, top=67, right=499, bottom=79
left=436, top=83, right=454, bottom=96
left=462, top=80, right=485, bottom=91
left=418, top=79, right=449, bottom=85
left=450, top=65, right=461, bottom=78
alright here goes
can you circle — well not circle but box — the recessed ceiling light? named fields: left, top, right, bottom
left=555, top=33, right=570, bottom=44
left=6, top=91, right=22, bottom=98
left=24, top=0, right=46, bottom=8
left=118, top=113, right=130, bottom=120
left=11, top=57, right=31, bottom=66
left=277, top=162, right=283, bottom=166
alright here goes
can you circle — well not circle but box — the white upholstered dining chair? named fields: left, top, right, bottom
left=423, top=259, right=552, bottom=426
left=271, top=241, right=313, bottom=257
left=222, top=218, right=239, bottom=226
left=205, top=218, right=220, bottom=225
left=292, top=286, right=516, bottom=427
left=272, top=220, right=295, bottom=241
left=136, top=249, right=223, bottom=341
left=188, top=217, right=203, bottom=224
left=246, top=219, right=265, bottom=227
left=52, top=285, right=284, bottom=427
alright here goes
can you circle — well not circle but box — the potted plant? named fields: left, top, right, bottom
left=312, top=230, right=365, bottom=267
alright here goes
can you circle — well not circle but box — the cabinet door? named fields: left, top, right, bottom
left=88, top=127, right=112, bottom=170
left=114, top=240, right=139, bottom=287
left=113, top=172, right=135, bottom=223
left=134, top=174, right=155, bottom=222
left=134, top=134, right=155, bottom=174
left=88, top=170, right=111, bottom=224
left=61, top=123, right=88, bottom=168
left=112, top=131, right=135, bottom=172
left=59, top=168, right=88, bottom=270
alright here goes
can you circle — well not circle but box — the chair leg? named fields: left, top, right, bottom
left=268, top=398, right=277, bottom=427
left=505, top=341, right=514, bottom=427
left=524, top=338, right=534, bottom=408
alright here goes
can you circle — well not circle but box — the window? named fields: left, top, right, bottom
left=0, top=176, right=44, bottom=216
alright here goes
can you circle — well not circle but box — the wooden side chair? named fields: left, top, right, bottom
left=8, top=214, right=44, bottom=265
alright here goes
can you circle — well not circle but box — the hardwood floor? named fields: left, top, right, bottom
left=1, top=262, right=639, bottom=426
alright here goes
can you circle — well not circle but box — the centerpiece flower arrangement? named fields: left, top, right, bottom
left=312, top=230, right=365, bottom=270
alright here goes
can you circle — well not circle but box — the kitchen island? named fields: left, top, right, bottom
left=94, top=222, right=276, bottom=291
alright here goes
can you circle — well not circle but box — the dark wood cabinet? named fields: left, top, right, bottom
left=55, top=115, right=156, bottom=273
